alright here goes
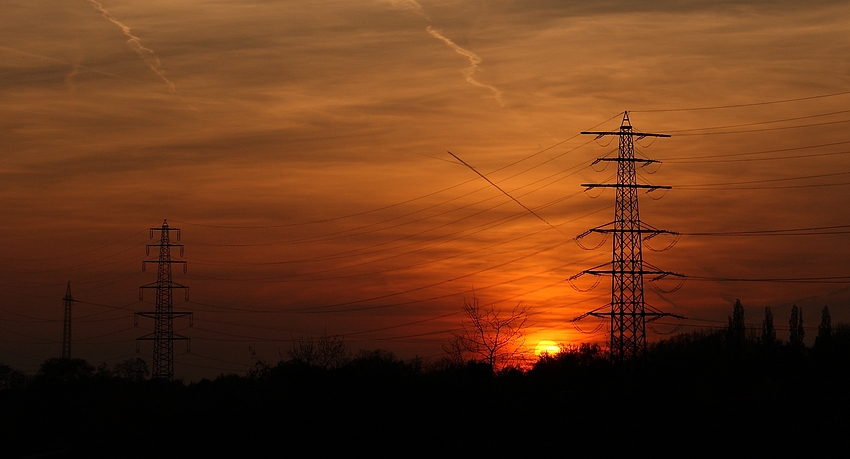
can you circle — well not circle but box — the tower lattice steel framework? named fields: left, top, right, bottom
left=570, top=112, right=683, bottom=361
left=61, top=281, right=74, bottom=359
left=136, top=220, right=192, bottom=380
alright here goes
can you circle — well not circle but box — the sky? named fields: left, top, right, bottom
left=1, top=0, right=849, bottom=380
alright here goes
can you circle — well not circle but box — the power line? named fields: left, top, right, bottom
left=673, top=118, right=850, bottom=136
left=182, top=158, right=596, bottom=263
left=633, top=89, right=850, bottom=113
left=452, top=151, right=563, bottom=234
left=172, top=117, right=615, bottom=233
left=674, top=170, right=850, bottom=188
left=292, top=240, right=575, bottom=313
left=666, top=109, right=850, bottom=133
left=182, top=202, right=585, bottom=282
left=658, top=139, right=850, bottom=161
left=665, top=149, right=850, bottom=164
left=687, top=275, right=850, bottom=284
left=682, top=224, right=850, bottom=237
left=0, top=230, right=146, bottom=262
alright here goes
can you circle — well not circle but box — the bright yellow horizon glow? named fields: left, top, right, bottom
left=534, top=340, right=561, bottom=357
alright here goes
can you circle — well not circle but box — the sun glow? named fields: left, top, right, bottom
left=534, top=340, right=561, bottom=357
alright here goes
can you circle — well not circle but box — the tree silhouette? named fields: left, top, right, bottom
left=445, top=295, right=530, bottom=372
left=789, top=305, right=805, bottom=347
left=113, top=358, right=150, bottom=381
left=0, top=363, right=27, bottom=390
left=815, top=305, right=832, bottom=349
left=36, top=358, right=94, bottom=384
left=726, top=299, right=746, bottom=351
left=761, top=306, right=776, bottom=347
left=287, top=333, right=350, bottom=369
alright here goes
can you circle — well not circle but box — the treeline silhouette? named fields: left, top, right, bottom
left=2, top=302, right=850, bottom=456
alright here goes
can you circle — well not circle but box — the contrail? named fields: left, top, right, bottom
left=427, top=27, right=503, bottom=106
left=392, top=0, right=429, bottom=20
left=86, top=0, right=177, bottom=93
left=447, top=151, right=562, bottom=233
left=389, top=1, right=503, bottom=106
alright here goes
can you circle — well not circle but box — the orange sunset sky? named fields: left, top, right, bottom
left=2, top=0, right=850, bottom=380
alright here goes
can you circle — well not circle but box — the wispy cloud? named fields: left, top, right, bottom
left=389, top=0, right=503, bottom=106
left=391, top=0, right=429, bottom=20
left=86, top=0, right=177, bottom=94
left=426, top=26, right=504, bottom=106
left=65, top=57, right=83, bottom=94
left=0, top=45, right=120, bottom=79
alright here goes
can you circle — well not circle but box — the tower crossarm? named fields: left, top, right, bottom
left=570, top=304, right=610, bottom=322
left=581, top=183, right=672, bottom=191
left=139, top=282, right=188, bottom=288
left=583, top=268, right=684, bottom=277
left=149, top=222, right=181, bottom=240
left=587, top=228, right=679, bottom=236
left=575, top=222, right=677, bottom=239
left=581, top=131, right=671, bottom=139
left=591, top=158, right=660, bottom=166
left=583, top=310, right=686, bottom=321
left=135, top=311, right=193, bottom=322
left=136, top=333, right=191, bottom=341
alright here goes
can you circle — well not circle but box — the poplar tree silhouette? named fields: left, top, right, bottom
left=789, top=305, right=805, bottom=347
left=761, top=306, right=776, bottom=347
left=815, top=305, right=832, bottom=349
left=726, top=299, right=746, bottom=351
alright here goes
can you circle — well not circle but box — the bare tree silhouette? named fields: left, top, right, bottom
left=444, top=295, right=530, bottom=372
left=287, top=333, right=350, bottom=369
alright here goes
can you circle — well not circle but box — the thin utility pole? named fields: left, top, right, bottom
left=61, top=282, right=74, bottom=359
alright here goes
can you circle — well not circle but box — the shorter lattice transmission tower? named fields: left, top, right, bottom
left=61, top=281, right=74, bottom=359
left=136, top=220, right=192, bottom=381
left=569, top=112, right=684, bottom=362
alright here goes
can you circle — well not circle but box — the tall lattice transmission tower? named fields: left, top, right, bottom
left=570, top=112, right=683, bottom=361
left=61, top=281, right=74, bottom=359
left=136, top=220, right=192, bottom=381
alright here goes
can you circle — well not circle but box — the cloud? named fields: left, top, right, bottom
left=64, top=57, right=83, bottom=94
left=0, top=44, right=121, bottom=80
left=387, top=0, right=504, bottom=106
left=426, top=26, right=504, bottom=106
left=390, top=0, right=429, bottom=20
left=86, top=0, right=177, bottom=94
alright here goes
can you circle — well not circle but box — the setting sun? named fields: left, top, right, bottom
left=534, top=340, right=561, bottom=357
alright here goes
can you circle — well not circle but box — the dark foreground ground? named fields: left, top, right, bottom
left=3, top=332, right=850, bottom=457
